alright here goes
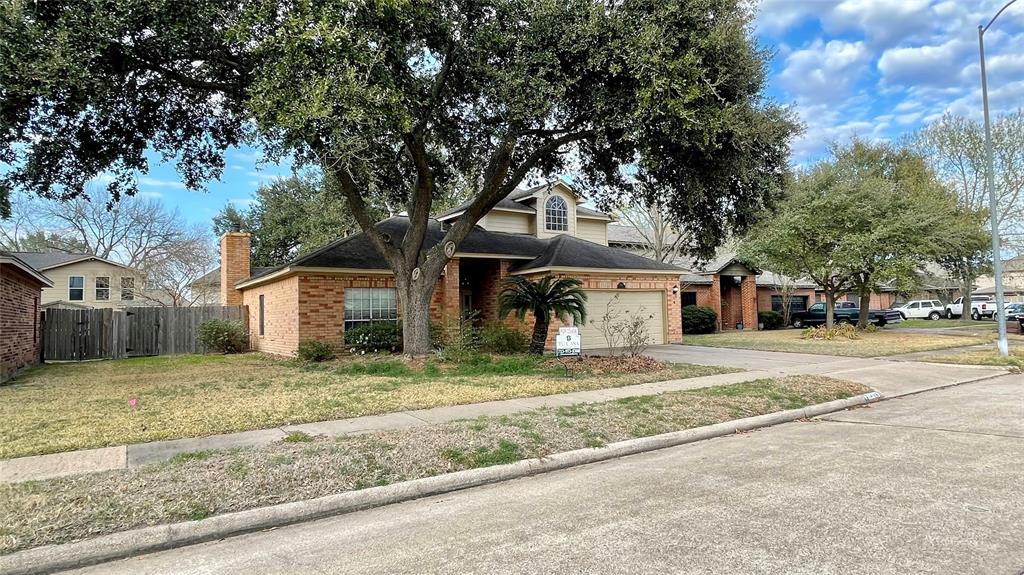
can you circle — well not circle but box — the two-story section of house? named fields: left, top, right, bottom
left=218, top=180, right=684, bottom=355
left=7, top=252, right=149, bottom=309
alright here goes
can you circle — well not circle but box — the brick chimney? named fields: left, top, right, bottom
left=220, top=230, right=251, bottom=306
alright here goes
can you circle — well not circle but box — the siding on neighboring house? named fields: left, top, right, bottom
left=576, top=219, right=609, bottom=245
left=535, top=188, right=578, bottom=240
left=1, top=265, right=43, bottom=382
left=38, top=260, right=148, bottom=309
left=478, top=210, right=533, bottom=234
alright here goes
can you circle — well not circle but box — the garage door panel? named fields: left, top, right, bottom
left=577, top=290, right=665, bottom=350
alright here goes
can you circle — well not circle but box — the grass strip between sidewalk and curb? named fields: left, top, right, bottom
left=0, top=354, right=734, bottom=459
left=0, top=376, right=873, bottom=574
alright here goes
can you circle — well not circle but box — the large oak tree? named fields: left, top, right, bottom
left=1, top=0, right=798, bottom=353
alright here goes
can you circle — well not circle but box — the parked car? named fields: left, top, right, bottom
left=891, top=299, right=944, bottom=320
left=994, top=302, right=1024, bottom=321
left=944, top=295, right=993, bottom=320
left=791, top=301, right=903, bottom=328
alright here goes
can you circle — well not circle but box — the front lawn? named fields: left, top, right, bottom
left=680, top=328, right=988, bottom=357
left=919, top=347, right=1024, bottom=372
left=0, top=353, right=734, bottom=459
left=0, top=375, right=868, bottom=554
left=895, top=319, right=997, bottom=330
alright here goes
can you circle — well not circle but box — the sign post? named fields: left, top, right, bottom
left=555, top=326, right=581, bottom=377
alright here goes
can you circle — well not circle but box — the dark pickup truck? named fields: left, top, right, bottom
left=791, top=301, right=903, bottom=328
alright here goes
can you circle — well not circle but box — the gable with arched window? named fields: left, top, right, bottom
left=544, top=195, right=568, bottom=231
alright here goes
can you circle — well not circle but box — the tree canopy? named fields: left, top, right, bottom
left=1, top=0, right=798, bottom=352
left=212, top=174, right=367, bottom=267
left=739, top=140, right=969, bottom=327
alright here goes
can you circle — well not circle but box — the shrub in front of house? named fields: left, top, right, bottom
left=478, top=322, right=529, bottom=354
left=345, top=322, right=402, bottom=354
left=297, top=340, right=336, bottom=362
left=758, top=310, right=784, bottom=330
left=197, top=319, right=248, bottom=354
left=682, top=305, right=718, bottom=334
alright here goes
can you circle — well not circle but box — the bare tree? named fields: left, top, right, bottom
left=2, top=191, right=218, bottom=306
left=771, top=273, right=798, bottom=327
left=913, top=110, right=1024, bottom=238
left=136, top=239, right=218, bottom=307
left=26, top=193, right=206, bottom=268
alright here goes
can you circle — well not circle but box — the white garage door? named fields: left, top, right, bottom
left=577, top=290, right=666, bottom=350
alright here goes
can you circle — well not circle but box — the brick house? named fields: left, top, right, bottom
left=1, top=252, right=53, bottom=382
left=219, top=181, right=684, bottom=355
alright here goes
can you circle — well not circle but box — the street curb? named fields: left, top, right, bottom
left=0, top=391, right=882, bottom=575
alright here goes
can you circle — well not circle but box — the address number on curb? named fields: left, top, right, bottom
left=862, top=391, right=882, bottom=401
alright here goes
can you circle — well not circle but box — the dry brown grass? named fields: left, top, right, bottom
left=0, top=353, right=733, bottom=459
left=681, top=328, right=988, bottom=357
left=0, top=375, right=868, bottom=554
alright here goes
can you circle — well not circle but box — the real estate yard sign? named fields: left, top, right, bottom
left=555, top=327, right=581, bottom=358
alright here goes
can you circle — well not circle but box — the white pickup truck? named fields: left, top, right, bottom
left=944, top=295, right=994, bottom=320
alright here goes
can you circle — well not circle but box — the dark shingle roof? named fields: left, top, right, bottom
left=436, top=197, right=536, bottom=220
left=508, top=234, right=682, bottom=273
left=6, top=251, right=104, bottom=270
left=192, top=266, right=274, bottom=286
left=243, top=217, right=680, bottom=285
left=435, top=181, right=609, bottom=220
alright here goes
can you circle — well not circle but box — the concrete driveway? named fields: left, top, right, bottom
left=644, top=344, right=1006, bottom=397
left=65, top=375, right=1024, bottom=575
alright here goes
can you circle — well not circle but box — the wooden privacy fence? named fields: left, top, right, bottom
left=41, top=306, right=248, bottom=361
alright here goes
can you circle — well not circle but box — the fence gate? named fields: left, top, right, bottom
left=125, top=308, right=161, bottom=357
left=41, top=308, right=124, bottom=361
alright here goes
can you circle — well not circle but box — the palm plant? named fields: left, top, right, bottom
left=498, top=275, right=588, bottom=355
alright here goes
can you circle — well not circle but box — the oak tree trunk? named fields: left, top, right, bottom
left=396, top=270, right=441, bottom=356
left=857, top=290, right=872, bottom=329
left=825, top=291, right=836, bottom=328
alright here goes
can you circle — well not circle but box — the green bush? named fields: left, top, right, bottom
left=197, top=319, right=248, bottom=354
left=758, top=310, right=784, bottom=330
left=345, top=322, right=402, bottom=354
left=477, top=322, right=529, bottom=354
left=682, top=305, right=718, bottom=335
left=297, top=340, right=336, bottom=362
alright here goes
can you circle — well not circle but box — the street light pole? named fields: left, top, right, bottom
left=977, top=0, right=1017, bottom=358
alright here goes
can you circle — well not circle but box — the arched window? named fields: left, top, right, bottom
left=544, top=195, right=569, bottom=231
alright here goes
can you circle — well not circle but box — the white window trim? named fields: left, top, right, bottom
left=68, top=275, right=85, bottom=301
left=544, top=195, right=569, bottom=232
left=95, top=276, right=110, bottom=301
left=344, top=287, right=398, bottom=331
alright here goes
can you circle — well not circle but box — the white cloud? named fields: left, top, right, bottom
left=135, top=191, right=164, bottom=199
left=138, top=176, right=187, bottom=189
left=229, top=198, right=255, bottom=207
left=877, top=37, right=974, bottom=88
left=778, top=39, right=872, bottom=104
left=825, top=0, right=933, bottom=47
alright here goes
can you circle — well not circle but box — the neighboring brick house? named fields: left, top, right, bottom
left=608, top=224, right=961, bottom=330
left=1, top=252, right=53, bottom=382
left=220, top=180, right=684, bottom=355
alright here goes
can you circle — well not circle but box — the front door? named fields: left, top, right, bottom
left=460, top=292, right=473, bottom=318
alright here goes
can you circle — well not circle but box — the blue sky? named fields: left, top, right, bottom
left=121, top=0, right=1024, bottom=228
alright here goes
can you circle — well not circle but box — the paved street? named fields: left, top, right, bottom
left=67, top=374, right=1024, bottom=575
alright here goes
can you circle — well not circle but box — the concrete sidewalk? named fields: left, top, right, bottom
left=0, top=350, right=1007, bottom=484
left=63, top=374, right=1024, bottom=575
left=0, top=369, right=763, bottom=483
